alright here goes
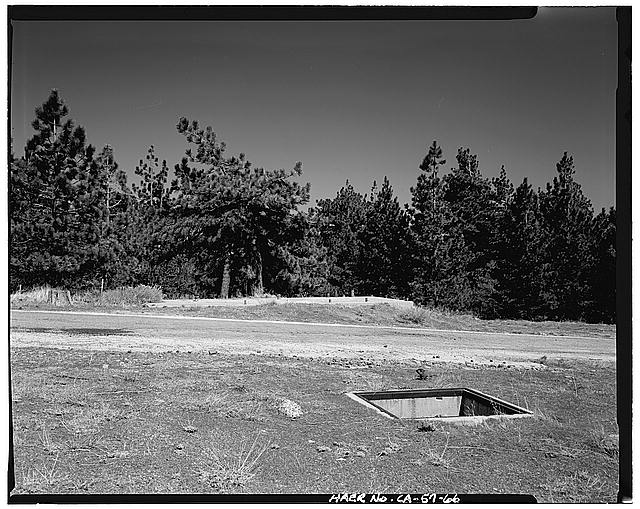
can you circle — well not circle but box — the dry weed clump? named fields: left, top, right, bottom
left=11, top=286, right=72, bottom=306
left=16, top=454, right=63, bottom=494
left=423, top=433, right=451, bottom=467
left=197, top=434, right=269, bottom=491
left=395, top=306, right=432, bottom=325
left=587, top=424, right=619, bottom=458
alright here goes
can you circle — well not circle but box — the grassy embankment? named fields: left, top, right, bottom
left=10, top=286, right=616, bottom=339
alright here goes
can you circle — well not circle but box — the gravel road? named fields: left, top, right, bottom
left=10, top=310, right=615, bottom=368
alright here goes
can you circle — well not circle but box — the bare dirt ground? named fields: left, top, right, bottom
left=9, top=308, right=618, bottom=501
left=10, top=309, right=615, bottom=369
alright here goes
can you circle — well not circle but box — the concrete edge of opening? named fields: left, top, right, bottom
left=461, top=387, right=534, bottom=416
left=345, top=392, right=396, bottom=420
left=419, top=413, right=534, bottom=426
left=346, top=387, right=534, bottom=424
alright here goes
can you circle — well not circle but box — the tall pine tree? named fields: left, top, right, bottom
left=494, top=177, right=545, bottom=318
left=311, top=181, right=369, bottom=296
left=587, top=207, right=616, bottom=323
left=94, top=145, right=134, bottom=288
left=410, top=141, right=471, bottom=309
left=356, top=177, right=413, bottom=298
left=539, top=153, right=595, bottom=320
left=170, top=117, right=310, bottom=298
left=10, top=90, right=105, bottom=289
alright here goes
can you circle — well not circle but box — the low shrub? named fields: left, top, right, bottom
left=395, top=305, right=477, bottom=328
left=99, top=285, right=164, bottom=306
left=11, top=284, right=164, bottom=308
left=396, top=306, right=431, bottom=325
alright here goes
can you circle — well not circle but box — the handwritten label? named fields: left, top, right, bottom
left=328, top=493, right=460, bottom=504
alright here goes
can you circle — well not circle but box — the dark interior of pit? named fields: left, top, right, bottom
left=353, top=388, right=532, bottom=419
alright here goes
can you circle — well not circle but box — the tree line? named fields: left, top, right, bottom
left=10, top=91, right=615, bottom=323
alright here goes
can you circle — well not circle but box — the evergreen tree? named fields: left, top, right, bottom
left=587, top=207, right=616, bottom=323
left=311, top=181, right=369, bottom=295
left=10, top=90, right=105, bottom=289
left=410, top=141, right=470, bottom=308
left=356, top=177, right=413, bottom=298
left=492, top=165, right=514, bottom=208
left=170, top=117, right=310, bottom=298
left=9, top=153, right=29, bottom=291
left=132, top=145, right=170, bottom=210
left=121, top=145, right=174, bottom=289
left=495, top=178, right=545, bottom=318
left=11, top=90, right=615, bottom=321
left=438, top=149, right=505, bottom=316
left=94, top=145, right=134, bottom=288
left=268, top=213, right=331, bottom=297
left=539, top=153, right=595, bottom=320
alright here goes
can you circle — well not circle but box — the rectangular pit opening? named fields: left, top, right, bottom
left=348, top=388, right=533, bottom=421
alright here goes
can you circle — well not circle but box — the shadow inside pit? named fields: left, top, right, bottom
left=12, top=327, right=135, bottom=336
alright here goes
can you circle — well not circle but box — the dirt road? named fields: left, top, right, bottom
left=10, top=310, right=615, bottom=368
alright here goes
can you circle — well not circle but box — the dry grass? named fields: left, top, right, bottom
left=587, top=424, right=619, bottom=458
left=430, top=372, right=464, bottom=388
left=197, top=433, right=269, bottom=490
left=11, top=286, right=71, bottom=306
left=61, top=403, right=122, bottom=436
left=96, top=285, right=164, bottom=306
left=37, top=425, right=59, bottom=456
left=541, top=470, right=608, bottom=503
left=17, top=454, right=63, bottom=494
left=179, top=390, right=270, bottom=422
left=422, top=433, right=451, bottom=468
left=395, top=306, right=473, bottom=327
left=11, top=284, right=163, bottom=308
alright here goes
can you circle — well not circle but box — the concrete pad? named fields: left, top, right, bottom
left=146, top=296, right=415, bottom=309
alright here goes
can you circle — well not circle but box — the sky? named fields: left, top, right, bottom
left=10, top=8, right=618, bottom=211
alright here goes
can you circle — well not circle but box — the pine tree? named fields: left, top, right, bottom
left=539, top=153, right=595, bottom=320
left=132, top=145, right=170, bottom=210
left=268, top=212, right=331, bottom=297
left=356, top=177, right=413, bottom=298
left=10, top=90, right=105, bottom=289
left=492, top=165, right=514, bottom=209
left=587, top=207, right=616, bottom=323
left=311, top=181, right=369, bottom=296
left=410, top=141, right=470, bottom=308
left=495, top=178, right=545, bottom=318
left=94, top=145, right=134, bottom=288
left=438, top=149, right=506, bottom=316
left=170, top=117, right=310, bottom=298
